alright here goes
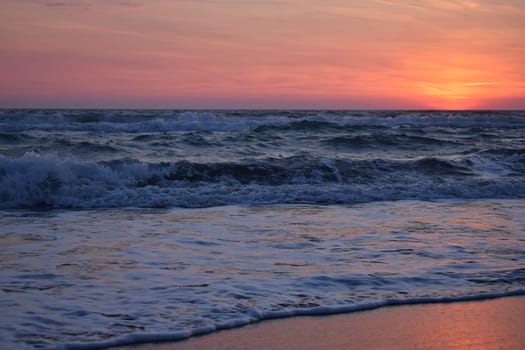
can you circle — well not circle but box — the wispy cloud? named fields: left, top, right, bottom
left=42, top=2, right=68, bottom=6
left=29, top=0, right=144, bottom=10
left=118, top=1, right=144, bottom=9
left=323, top=5, right=413, bottom=22
left=30, top=0, right=88, bottom=7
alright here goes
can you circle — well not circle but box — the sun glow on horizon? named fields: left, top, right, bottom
left=402, top=49, right=523, bottom=109
left=417, top=81, right=499, bottom=109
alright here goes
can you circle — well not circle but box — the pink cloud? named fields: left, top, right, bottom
left=118, top=1, right=144, bottom=9
left=43, top=2, right=67, bottom=6
left=29, top=0, right=144, bottom=10
left=30, top=0, right=86, bottom=7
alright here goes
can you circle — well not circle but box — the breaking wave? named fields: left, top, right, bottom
left=1, top=153, right=524, bottom=209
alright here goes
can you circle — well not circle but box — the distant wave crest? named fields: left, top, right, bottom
left=1, top=110, right=525, bottom=133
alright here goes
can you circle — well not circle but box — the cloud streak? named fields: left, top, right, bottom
left=118, top=1, right=144, bottom=9
left=28, top=0, right=144, bottom=10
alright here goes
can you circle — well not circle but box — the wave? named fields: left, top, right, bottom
left=252, top=120, right=346, bottom=132
left=322, top=133, right=458, bottom=149
left=1, top=154, right=524, bottom=209
left=476, top=148, right=525, bottom=156
left=0, top=132, right=33, bottom=143
left=1, top=110, right=525, bottom=133
left=57, top=289, right=525, bottom=350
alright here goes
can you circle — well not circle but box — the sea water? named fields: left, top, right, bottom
left=1, top=110, right=524, bottom=349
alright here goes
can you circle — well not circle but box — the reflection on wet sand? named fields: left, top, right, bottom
left=112, top=296, right=525, bottom=350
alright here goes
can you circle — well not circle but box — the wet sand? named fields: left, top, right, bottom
left=111, top=295, right=525, bottom=350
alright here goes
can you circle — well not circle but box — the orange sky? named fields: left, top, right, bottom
left=1, top=0, right=524, bottom=109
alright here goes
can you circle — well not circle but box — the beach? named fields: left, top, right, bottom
left=111, top=295, right=525, bottom=350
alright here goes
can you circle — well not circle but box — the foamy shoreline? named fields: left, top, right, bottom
left=107, top=295, right=525, bottom=350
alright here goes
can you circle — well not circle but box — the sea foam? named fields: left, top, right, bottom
left=1, top=201, right=524, bottom=349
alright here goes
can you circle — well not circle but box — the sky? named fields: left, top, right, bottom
left=0, top=0, right=524, bottom=109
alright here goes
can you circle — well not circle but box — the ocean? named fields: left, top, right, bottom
left=1, top=109, right=524, bottom=349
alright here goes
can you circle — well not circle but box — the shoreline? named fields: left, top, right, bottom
left=108, top=294, right=525, bottom=350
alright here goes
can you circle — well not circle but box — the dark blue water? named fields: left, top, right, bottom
left=1, top=110, right=524, bottom=209
left=1, top=110, right=524, bottom=349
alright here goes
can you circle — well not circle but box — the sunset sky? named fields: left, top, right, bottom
left=1, top=0, right=524, bottom=109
